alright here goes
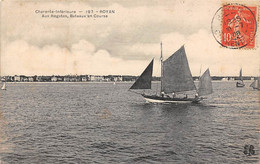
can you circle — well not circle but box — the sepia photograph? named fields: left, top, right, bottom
left=0, top=0, right=259, bottom=163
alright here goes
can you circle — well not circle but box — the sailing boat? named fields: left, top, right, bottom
left=129, top=44, right=213, bottom=103
left=1, top=81, right=6, bottom=90
left=249, top=77, right=260, bottom=90
left=236, top=68, right=245, bottom=87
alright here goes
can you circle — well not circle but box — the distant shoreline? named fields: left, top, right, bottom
left=3, top=80, right=255, bottom=83
left=1, top=75, right=258, bottom=83
left=4, top=81, right=132, bottom=84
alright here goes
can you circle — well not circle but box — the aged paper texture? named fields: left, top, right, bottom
left=0, top=0, right=259, bottom=163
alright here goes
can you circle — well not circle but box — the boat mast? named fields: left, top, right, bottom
left=199, top=64, right=202, bottom=78
left=197, top=64, right=202, bottom=94
left=160, top=42, right=163, bottom=94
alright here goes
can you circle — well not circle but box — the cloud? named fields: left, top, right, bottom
left=1, top=0, right=218, bottom=47
left=1, top=30, right=259, bottom=76
left=1, top=39, right=149, bottom=76
left=1, top=0, right=259, bottom=76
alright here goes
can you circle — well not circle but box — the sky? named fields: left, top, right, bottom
left=1, top=0, right=259, bottom=76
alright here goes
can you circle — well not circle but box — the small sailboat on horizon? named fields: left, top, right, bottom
left=249, top=77, right=260, bottom=90
left=236, top=68, right=245, bottom=87
left=129, top=43, right=213, bottom=103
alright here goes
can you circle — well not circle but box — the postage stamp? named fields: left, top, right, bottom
left=212, top=4, right=257, bottom=49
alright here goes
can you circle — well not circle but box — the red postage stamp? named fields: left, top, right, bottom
left=221, top=4, right=257, bottom=48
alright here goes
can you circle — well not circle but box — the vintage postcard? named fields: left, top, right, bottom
left=0, top=0, right=259, bottom=163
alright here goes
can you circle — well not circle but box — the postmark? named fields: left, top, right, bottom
left=211, top=4, right=257, bottom=49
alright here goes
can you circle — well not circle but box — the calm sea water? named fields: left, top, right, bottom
left=0, top=81, right=259, bottom=163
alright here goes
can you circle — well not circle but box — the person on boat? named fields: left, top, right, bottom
left=184, top=94, right=188, bottom=99
left=172, top=92, right=176, bottom=98
left=161, top=92, right=165, bottom=98
left=195, top=93, right=199, bottom=99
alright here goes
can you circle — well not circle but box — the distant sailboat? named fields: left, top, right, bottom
left=249, top=77, right=260, bottom=90
left=1, top=82, right=6, bottom=90
left=198, top=68, right=213, bottom=97
left=236, top=68, right=245, bottom=87
left=129, top=43, right=213, bottom=103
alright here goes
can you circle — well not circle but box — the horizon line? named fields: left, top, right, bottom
left=0, top=74, right=259, bottom=77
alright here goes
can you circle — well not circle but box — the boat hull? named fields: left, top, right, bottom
left=142, top=94, right=200, bottom=103
left=236, top=82, right=245, bottom=87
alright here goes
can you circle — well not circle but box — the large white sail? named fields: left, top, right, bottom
left=161, top=46, right=196, bottom=93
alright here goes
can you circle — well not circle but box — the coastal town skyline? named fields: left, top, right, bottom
left=1, top=0, right=259, bottom=77
left=1, top=74, right=257, bottom=83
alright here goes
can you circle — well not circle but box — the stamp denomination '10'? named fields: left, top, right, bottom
left=212, top=4, right=257, bottom=49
